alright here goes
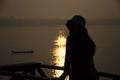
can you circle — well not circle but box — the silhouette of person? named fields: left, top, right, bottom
left=59, top=15, right=99, bottom=80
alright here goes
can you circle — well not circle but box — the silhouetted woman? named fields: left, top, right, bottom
left=60, top=15, right=99, bottom=80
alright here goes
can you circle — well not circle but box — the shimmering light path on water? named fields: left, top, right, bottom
left=51, top=30, right=69, bottom=80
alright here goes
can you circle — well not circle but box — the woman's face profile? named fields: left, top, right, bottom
left=66, top=20, right=81, bottom=31
left=66, top=20, right=74, bottom=27
left=66, top=20, right=75, bottom=30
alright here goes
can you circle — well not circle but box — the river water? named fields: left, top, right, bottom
left=0, top=25, right=120, bottom=80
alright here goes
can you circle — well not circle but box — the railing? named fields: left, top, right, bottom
left=0, top=62, right=120, bottom=80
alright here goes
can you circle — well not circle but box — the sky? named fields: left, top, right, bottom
left=0, top=0, right=120, bottom=19
left=0, top=0, right=120, bottom=79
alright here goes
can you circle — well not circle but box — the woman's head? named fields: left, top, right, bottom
left=66, top=15, right=86, bottom=31
left=71, top=15, right=86, bottom=27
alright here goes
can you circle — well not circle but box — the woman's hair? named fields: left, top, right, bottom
left=66, top=15, right=86, bottom=30
left=71, top=15, right=86, bottom=27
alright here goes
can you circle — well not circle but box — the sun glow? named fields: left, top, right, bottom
left=51, top=30, right=67, bottom=77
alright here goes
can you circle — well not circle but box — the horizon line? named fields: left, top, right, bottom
left=0, top=18, right=120, bottom=27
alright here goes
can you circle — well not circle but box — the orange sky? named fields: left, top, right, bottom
left=0, top=0, right=120, bottom=19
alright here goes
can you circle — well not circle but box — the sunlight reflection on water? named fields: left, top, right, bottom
left=51, top=30, right=69, bottom=80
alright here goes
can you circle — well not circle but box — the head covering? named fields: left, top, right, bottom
left=71, top=15, right=86, bottom=27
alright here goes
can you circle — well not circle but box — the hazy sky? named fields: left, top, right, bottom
left=0, top=0, right=120, bottom=78
left=0, top=0, right=120, bottom=19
